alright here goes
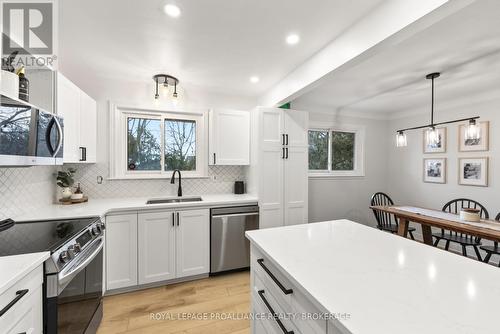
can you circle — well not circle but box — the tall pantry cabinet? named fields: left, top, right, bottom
left=249, top=107, right=308, bottom=229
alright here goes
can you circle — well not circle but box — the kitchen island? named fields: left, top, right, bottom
left=245, top=220, right=500, bottom=334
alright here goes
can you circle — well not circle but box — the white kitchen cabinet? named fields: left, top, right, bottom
left=257, top=108, right=284, bottom=229
left=209, top=109, right=250, bottom=165
left=56, top=72, right=97, bottom=163
left=0, top=265, right=43, bottom=334
left=250, top=107, right=308, bottom=229
left=79, top=91, right=97, bottom=163
left=105, top=213, right=138, bottom=290
left=106, top=208, right=209, bottom=292
left=176, top=209, right=210, bottom=278
left=138, top=211, right=176, bottom=284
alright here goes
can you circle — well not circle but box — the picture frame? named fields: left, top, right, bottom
left=423, top=158, right=446, bottom=184
left=458, top=157, right=488, bottom=187
left=459, top=121, right=489, bottom=152
left=423, top=127, right=446, bottom=153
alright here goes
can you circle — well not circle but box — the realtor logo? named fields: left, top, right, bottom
left=2, top=2, right=53, bottom=55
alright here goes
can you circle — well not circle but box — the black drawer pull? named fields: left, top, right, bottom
left=0, top=289, right=29, bottom=317
left=258, top=290, right=294, bottom=334
left=257, top=259, right=293, bottom=295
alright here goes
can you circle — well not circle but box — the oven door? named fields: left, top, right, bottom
left=46, top=237, right=103, bottom=334
left=36, top=110, right=64, bottom=165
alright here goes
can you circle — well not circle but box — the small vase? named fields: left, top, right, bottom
left=61, top=187, right=72, bottom=199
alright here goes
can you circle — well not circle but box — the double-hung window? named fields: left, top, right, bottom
left=110, top=105, right=207, bottom=179
left=308, top=123, right=365, bottom=177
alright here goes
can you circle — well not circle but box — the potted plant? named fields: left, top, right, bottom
left=56, top=168, right=77, bottom=199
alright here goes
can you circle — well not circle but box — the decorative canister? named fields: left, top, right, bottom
left=61, top=187, right=73, bottom=200
left=460, top=208, right=481, bottom=222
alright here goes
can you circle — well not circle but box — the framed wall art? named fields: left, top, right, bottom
left=459, top=121, right=489, bottom=152
left=423, top=158, right=446, bottom=184
left=458, top=157, right=488, bottom=187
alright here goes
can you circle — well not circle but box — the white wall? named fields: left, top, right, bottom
left=292, top=102, right=390, bottom=226
left=387, top=97, right=499, bottom=216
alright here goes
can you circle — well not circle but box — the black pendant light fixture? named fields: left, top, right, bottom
left=153, top=74, right=179, bottom=100
left=396, top=72, right=480, bottom=147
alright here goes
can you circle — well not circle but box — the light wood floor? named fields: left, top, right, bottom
left=97, top=271, right=251, bottom=334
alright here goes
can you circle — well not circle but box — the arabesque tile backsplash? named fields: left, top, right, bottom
left=0, top=163, right=246, bottom=220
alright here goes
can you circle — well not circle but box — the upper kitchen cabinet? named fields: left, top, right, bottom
left=56, top=72, right=97, bottom=163
left=209, top=109, right=250, bottom=165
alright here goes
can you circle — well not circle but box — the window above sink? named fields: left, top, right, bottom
left=109, top=104, right=208, bottom=180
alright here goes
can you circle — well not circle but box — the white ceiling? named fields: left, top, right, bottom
left=58, top=0, right=386, bottom=99
left=294, top=0, right=500, bottom=117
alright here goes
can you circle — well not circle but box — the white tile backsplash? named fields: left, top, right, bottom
left=0, top=163, right=246, bottom=220
left=66, top=163, right=247, bottom=198
left=0, top=166, right=57, bottom=220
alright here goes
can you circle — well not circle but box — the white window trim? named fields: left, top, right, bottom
left=109, top=102, right=208, bottom=180
left=308, top=121, right=365, bottom=178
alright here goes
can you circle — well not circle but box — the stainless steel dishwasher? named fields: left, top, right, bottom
left=210, top=205, right=259, bottom=274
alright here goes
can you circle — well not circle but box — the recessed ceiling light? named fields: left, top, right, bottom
left=164, top=4, right=181, bottom=18
left=286, top=34, right=300, bottom=45
left=250, top=76, right=260, bottom=83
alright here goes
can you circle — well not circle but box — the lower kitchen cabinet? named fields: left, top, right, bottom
left=105, top=213, right=138, bottom=290
left=0, top=265, right=43, bottom=334
left=106, top=208, right=210, bottom=292
left=138, top=211, right=176, bottom=284
left=176, top=209, right=210, bottom=278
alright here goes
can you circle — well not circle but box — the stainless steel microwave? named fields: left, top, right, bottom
left=0, top=98, right=64, bottom=166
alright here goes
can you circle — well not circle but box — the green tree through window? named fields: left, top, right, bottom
left=308, top=130, right=356, bottom=172
left=308, top=130, right=328, bottom=170
left=331, top=131, right=355, bottom=170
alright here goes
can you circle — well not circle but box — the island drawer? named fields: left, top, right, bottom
left=251, top=247, right=327, bottom=334
left=252, top=275, right=298, bottom=334
left=252, top=250, right=293, bottom=313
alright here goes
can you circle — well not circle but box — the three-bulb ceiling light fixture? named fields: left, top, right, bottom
left=396, top=72, right=480, bottom=147
left=153, top=74, right=179, bottom=100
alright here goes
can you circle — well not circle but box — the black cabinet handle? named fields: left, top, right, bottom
left=285, top=147, right=288, bottom=159
left=282, top=134, right=285, bottom=145
left=213, top=153, right=216, bottom=165
left=282, top=148, right=285, bottom=159
left=285, top=134, right=289, bottom=146
left=0, top=289, right=29, bottom=317
left=257, top=259, right=293, bottom=295
left=79, top=147, right=87, bottom=161
left=172, top=212, right=175, bottom=227
left=176, top=212, right=180, bottom=226
left=258, top=290, right=294, bottom=334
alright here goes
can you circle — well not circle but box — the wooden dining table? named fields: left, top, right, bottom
left=370, top=205, right=500, bottom=245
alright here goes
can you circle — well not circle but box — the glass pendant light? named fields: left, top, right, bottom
left=395, top=72, right=481, bottom=147
left=396, top=131, right=407, bottom=147
left=465, top=119, right=480, bottom=141
left=426, top=126, right=439, bottom=147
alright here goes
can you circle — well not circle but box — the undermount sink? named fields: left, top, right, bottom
left=146, top=197, right=203, bottom=205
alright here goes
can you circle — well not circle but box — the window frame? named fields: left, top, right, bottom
left=110, top=103, right=208, bottom=179
left=308, top=121, right=365, bottom=178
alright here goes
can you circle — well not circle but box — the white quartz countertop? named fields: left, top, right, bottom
left=12, top=194, right=258, bottom=221
left=0, top=252, right=49, bottom=294
left=246, top=220, right=500, bottom=334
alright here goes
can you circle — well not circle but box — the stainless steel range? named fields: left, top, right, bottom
left=0, top=217, right=105, bottom=334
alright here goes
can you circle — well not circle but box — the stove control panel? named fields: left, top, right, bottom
left=49, top=218, right=105, bottom=273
